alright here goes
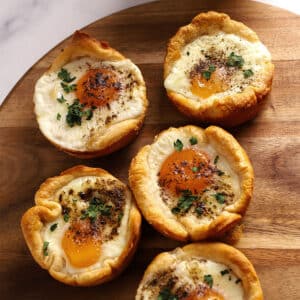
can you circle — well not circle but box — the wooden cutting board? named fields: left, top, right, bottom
left=0, top=0, right=299, bottom=299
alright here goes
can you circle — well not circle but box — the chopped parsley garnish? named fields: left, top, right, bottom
left=61, top=82, right=77, bottom=93
left=192, top=166, right=199, bottom=173
left=214, top=155, right=219, bottom=164
left=56, top=94, right=66, bottom=103
left=50, top=223, right=58, bottom=232
left=174, top=139, right=183, bottom=151
left=58, top=68, right=76, bottom=83
left=66, top=100, right=84, bottom=127
left=65, top=100, right=94, bottom=127
left=214, top=193, right=226, bottom=204
left=63, top=212, right=70, bottom=222
left=226, top=52, right=245, bottom=68
left=42, top=241, right=49, bottom=256
left=189, top=136, right=198, bottom=145
left=201, top=65, right=216, bottom=81
left=56, top=113, right=61, bottom=120
left=221, top=269, right=230, bottom=276
left=171, top=190, right=198, bottom=214
left=157, top=288, right=178, bottom=300
left=243, top=69, right=254, bottom=78
left=81, top=197, right=111, bottom=222
left=204, top=274, right=213, bottom=288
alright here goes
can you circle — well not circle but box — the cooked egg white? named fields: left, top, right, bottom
left=164, top=31, right=271, bottom=102
left=34, top=57, right=145, bottom=151
left=146, top=127, right=240, bottom=225
left=42, top=176, right=131, bottom=274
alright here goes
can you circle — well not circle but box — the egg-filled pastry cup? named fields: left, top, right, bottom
left=34, top=31, right=148, bottom=158
left=136, top=243, right=263, bottom=300
left=129, top=125, right=253, bottom=242
left=164, top=11, right=274, bottom=127
left=21, top=166, right=141, bottom=286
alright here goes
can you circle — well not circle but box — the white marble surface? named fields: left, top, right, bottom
left=1, top=0, right=299, bottom=105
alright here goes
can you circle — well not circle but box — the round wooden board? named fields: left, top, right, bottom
left=0, top=0, right=299, bottom=299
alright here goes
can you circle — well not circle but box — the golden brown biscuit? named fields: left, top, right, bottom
left=164, top=11, right=274, bottom=127
left=21, top=165, right=141, bottom=286
left=136, top=243, right=263, bottom=300
left=34, top=31, right=148, bottom=158
left=129, top=125, right=253, bottom=241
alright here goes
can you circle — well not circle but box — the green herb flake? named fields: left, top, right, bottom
left=243, top=69, right=254, bottom=78
left=118, top=212, right=124, bottom=223
left=66, top=100, right=83, bottom=127
left=221, top=269, right=230, bottom=276
left=43, top=241, right=49, bottom=256
left=204, top=274, right=213, bottom=288
left=235, top=278, right=242, bottom=284
left=171, top=190, right=198, bottom=214
left=50, top=223, right=58, bottom=232
left=209, top=65, right=216, bottom=72
left=63, top=213, right=70, bottom=222
left=202, top=70, right=212, bottom=81
left=56, top=94, right=66, bottom=103
left=214, top=193, right=226, bottom=204
left=189, top=136, right=198, bottom=145
left=61, top=82, right=77, bottom=93
left=58, top=68, right=76, bottom=83
left=192, top=166, right=199, bottom=173
left=214, top=155, right=219, bottom=164
left=226, top=52, right=245, bottom=68
left=157, top=288, right=178, bottom=300
left=174, top=139, right=183, bottom=151
left=81, top=197, right=112, bottom=222
left=56, top=113, right=61, bottom=120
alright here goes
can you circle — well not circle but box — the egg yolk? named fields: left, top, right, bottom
left=76, top=68, right=120, bottom=107
left=184, top=289, right=224, bottom=300
left=62, top=219, right=101, bottom=268
left=190, top=68, right=227, bottom=99
left=159, top=148, right=213, bottom=196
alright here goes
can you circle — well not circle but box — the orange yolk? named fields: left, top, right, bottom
left=184, top=289, right=224, bottom=300
left=76, top=68, right=120, bottom=107
left=62, top=219, right=101, bottom=268
left=191, top=68, right=227, bottom=99
left=159, top=148, right=213, bottom=196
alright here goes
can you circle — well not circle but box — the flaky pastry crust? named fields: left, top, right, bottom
left=34, top=31, right=148, bottom=158
left=21, top=165, right=141, bottom=286
left=136, top=243, right=263, bottom=300
left=129, top=125, right=254, bottom=242
left=164, top=11, right=274, bottom=127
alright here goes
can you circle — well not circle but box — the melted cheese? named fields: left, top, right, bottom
left=34, top=57, right=145, bottom=151
left=42, top=176, right=131, bottom=274
left=164, top=31, right=271, bottom=102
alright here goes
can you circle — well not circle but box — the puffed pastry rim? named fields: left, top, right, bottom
left=129, top=125, right=254, bottom=242
left=136, top=242, right=263, bottom=300
left=164, top=11, right=274, bottom=127
left=34, top=31, right=148, bottom=158
left=21, top=165, right=141, bottom=286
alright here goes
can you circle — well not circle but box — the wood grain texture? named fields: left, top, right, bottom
left=0, top=0, right=299, bottom=299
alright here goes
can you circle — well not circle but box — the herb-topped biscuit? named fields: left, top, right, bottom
left=129, top=125, right=253, bottom=241
left=164, top=11, right=274, bottom=127
left=136, top=243, right=263, bottom=300
left=34, top=31, right=148, bottom=158
left=21, top=165, right=141, bottom=286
